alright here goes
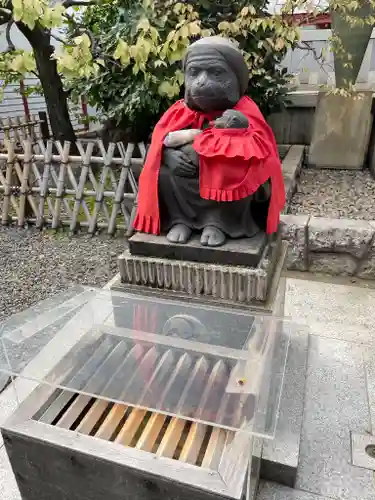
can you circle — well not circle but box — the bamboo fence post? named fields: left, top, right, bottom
left=14, top=116, right=22, bottom=145
left=126, top=142, right=145, bottom=237
left=108, top=142, right=135, bottom=235
left=3, top=118, right=11, bottom=142
left=18, top=140, right=30, bottom=225
left=36, top=140, right=53, bottom=229
left=52, top=141, right=70, bottom=229
left=88, top=141, right=115, bottom=234
left=70, top=141, right=95, bottom=233
left=1, top=139, right=15, bottom=225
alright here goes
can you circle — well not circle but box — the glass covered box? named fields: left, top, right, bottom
left=0, top=286, right=295, bottom=500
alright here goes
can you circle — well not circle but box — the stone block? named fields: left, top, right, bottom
left=309, top=252, right=357, bottom=276
left=296, top=336, right=374, bottom=500
left=280, top=214, right=309, bottom=271
left=357, top=251, right=375, bottom=279
left=282, top=145, right=305, bottom=203
left=129, top=232, right=267, bottom=267
left=282, top=145, right=304, bottom=178
left=308, top=217, right=375, bottom=259
left=351, top=433, right=375, bottom=471
left=357, top=226, right=375, bottom=279
left=309, top=91, right=373, bottom=170
left=260, top=325, right=309, bottom=487
left=283, top=175, right=295, bottom=203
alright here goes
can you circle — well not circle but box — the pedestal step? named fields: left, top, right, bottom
left=118, top=249, right=273, bottom=304
left=129, top=232, right=267, bottom=267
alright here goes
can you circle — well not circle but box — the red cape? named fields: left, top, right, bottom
left=133, top=96, right=285, bottom=235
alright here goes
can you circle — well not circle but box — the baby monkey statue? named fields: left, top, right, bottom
left=133, top=36, right=285, bottom=248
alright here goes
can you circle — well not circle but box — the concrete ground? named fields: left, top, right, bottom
left=1, top=274, right=375, bottom=499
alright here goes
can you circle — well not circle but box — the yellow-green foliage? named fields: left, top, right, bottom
left=57, top=0, right=300, bottom=101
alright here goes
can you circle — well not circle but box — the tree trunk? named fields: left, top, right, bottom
left=16, top=23, right=76, bottom=142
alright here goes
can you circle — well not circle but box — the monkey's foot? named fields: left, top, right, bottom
left=200, top=226, right=226, bottom=247
left=166, top=224, right=192, bottom=244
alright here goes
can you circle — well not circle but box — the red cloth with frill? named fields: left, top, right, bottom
left=133, top=96, right=285, bottom=235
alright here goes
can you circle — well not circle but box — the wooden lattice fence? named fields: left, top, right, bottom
left=0, top=138, right=145, bottom=235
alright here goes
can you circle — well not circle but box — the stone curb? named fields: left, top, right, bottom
left=280, top=214, right=375, bottom=278
left=281, top=145, right=305, bottom=204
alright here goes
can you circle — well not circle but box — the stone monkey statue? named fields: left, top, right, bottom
left=133, top=37, right=285, bottom=247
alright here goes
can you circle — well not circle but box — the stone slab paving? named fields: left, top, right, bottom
left=257, top=481, right=334, bottom=499
left=0, top=446, right=20, bottom=500
left=1, top=277, right=375, bottom=500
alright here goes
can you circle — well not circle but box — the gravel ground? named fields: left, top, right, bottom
left=289, top=168, right=375, bottom=220
left=0, top=226, right=126, bottom=322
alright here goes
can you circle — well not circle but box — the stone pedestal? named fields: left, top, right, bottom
left=117, top=233, right=284, bottom=310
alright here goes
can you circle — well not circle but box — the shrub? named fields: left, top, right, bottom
left=61, top=0, right=299, bottom=142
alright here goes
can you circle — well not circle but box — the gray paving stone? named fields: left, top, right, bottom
left=351, top=433, right=375, bottom=471
left=296, top=335, right=375, bottom=500
left=0, top=445, right=21, bottom=500
left=0, top=388, right=18, bottom=449
left=285, top=279, right=375, bottom=344
left=257, top=480, right=334, bottom=499
left=261, top=326, right=309, bottom=487
left=364, top=348, right=375, bottom=433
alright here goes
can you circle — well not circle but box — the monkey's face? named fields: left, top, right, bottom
left=184, top=57, right=241, bottom=112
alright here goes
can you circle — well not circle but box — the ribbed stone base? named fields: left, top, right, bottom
left=118, top=240, right=282, bottom=304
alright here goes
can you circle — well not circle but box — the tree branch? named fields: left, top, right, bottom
left=50, top=32, right=67, bottom=44
left=5, top=20, right=15, bottom=51
left=62, top=0, right=97, bottom=8
left=0, top=7, right=12, bottom=25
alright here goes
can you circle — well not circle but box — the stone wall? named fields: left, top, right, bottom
left=281, top=215, right=375, bottom=278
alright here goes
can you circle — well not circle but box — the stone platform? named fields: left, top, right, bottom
left=129, top=232, right=267, bottom=267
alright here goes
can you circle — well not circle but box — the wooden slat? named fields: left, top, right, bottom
left=156, top=417, right=186, bottom=458
left=115, top=408, right=148, bottom=446
left=202, top=428, right=228, bottom=469
left=95, top=404, right=128, bottom=440
left=75, top=398, right=109, bottom=435
left=180, top=423, right=207, bottom=465
left=136, top=413, right=167, bottom=452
